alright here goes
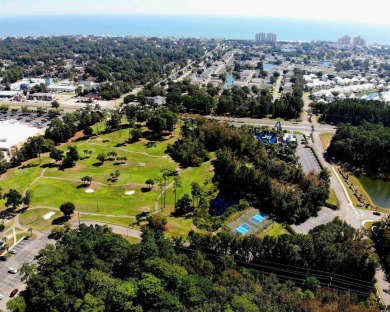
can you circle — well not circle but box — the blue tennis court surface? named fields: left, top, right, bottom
left=234, top=223, right=252, bottom=234
left=250, top=213, right=267, bottom=225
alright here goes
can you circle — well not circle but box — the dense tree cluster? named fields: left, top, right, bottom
left=189, top=219, right=378, bottom=282
left=371, top=216, right=390, bottom=278
left=327, top=122, right=390, bottom=176
left=168, top=118, right=329, bottom=223
left=164, top=70, right=304, bottom=119
left=312, top=99, right=390, bottom=127
left=0, top=36, right=208, bottom=99
left=8, top=224, right=380, bottom=312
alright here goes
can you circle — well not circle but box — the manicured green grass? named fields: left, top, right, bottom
left=29, top=179, right=158, bottom=216
left=122, top=235, right=141, bottom=244
left=159, top=160, right=215, bottom=214
left=258, top=222, right=289, bottom=238
left=326, top=188, right=339, bottom=207
left=19, top=208, right=61, bottom=232
left=0, top=156, right=50, bottom=194
left=80, top=214, right=137, bottom=228
left=43, top=143, right=177, bottom=185
left=88, top=129, right=178, bottom=157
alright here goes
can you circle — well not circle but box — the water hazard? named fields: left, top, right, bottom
left=358, top=175, right=390, bottom=208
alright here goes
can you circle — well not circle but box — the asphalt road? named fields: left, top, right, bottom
left=292, top=207, right=339, bottom=234
left=0, top=235, right=53, bottom=311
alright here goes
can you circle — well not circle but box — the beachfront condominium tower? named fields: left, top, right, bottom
left=255, top=33, right=266, bottom=42
left=255, top=32, right=277, bottom=43
left=337, top=35, right=351, bottom=45
left=337, top=35, right=366, bottom=46
left=351, top=36, right=366, bottom=46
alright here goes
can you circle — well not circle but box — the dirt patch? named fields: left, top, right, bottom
left=320, top=134, right=334, bottom=151
left=66, top=162, right=88, bottom=173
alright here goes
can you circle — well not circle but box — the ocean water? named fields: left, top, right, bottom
left=0, top=15, right=389, bottom=44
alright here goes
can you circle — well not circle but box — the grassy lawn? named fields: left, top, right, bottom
left=157, top=160, right=216, bottom=237
left=88, top=126, right=178, bottom=157
left=161, top=160, right=215, bottom=214
left=320, top=133, right=334, bottom=151
left=0, top=155, right=50, bottom=194
left=258, top=222, right=289, bottom=238
left=29, top=179, right=158, bottom=215
left=44, top=143, right=177, bottom=185
left=122, top=235, right=141, bottom=244
left=80, top=214, right=137, bottom=228
left=326, top=188, right=339, bottom=207
left=19, top=208, right=61, bottom=232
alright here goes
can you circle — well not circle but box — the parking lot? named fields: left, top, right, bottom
left=295, top=134, right=322, bottom=174
left=0, top=110, right=54, bottom=129
left=0, top=235, right=52, bottom=311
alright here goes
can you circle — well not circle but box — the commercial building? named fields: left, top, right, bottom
left=27, top=93, right=56, bottom=101
left=47, top=85, right=76, bottom=93
left=0, top=120, right=44, bottom=155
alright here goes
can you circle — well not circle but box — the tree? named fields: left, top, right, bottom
left=145, top=179, right=154, bottom=189
left=175, top=194, right=192, bottom=216
left=83, top=126, right=93, bottom=137
left=302, top=276, right=320, bottom=293
left=130, top=128, right=143, bottom=142
left=6, top=296, right=26, bottom=312
left=23, top=190, right=32, bottom=208
left=191, top=182, right=202, bottom=207
left=97, top=153, right=106, bottom=164
left=81, top=176, right=92, bottom=186
left=49, top=148, right=64, bottom=164
left=4, top=189, right=22, bottom=211
left=60, top=202, right=75, bottom=217
left=51, top=100, right=60, bottom=108
left=173, top=176, right=182, bottom=209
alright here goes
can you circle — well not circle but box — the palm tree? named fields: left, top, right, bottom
left=173, top=176, right=182, bottom=209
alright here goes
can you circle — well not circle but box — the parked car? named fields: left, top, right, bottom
left=8, top=267, right=18, bottom=274
left=8, top=248, right=16, bottom=254
left=9, top=289, right=18, bottom=297
left=373, top=211, right=381, bottom=216
left=0, top=255, right=7, bottom=261
left=0, top=294, right=3, bottom=300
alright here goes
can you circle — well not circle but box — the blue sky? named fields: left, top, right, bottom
left=1, top=0, right=390, bottom=26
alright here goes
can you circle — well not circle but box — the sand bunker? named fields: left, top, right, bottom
left=43, top=212, right=55, bottom=220
left=125, top=190, right=135, bottom=195
left=85, top=188, right=95, bottom=193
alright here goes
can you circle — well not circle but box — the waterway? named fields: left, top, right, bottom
left=319, top=61, right=332, bottom=67
left=364, top=91, right=379, bottom=100
left=263, top=63, right=276, bottom=71
left=358, top=176, right=390, bottom=208
left=224, top=73, right=235, bottom=88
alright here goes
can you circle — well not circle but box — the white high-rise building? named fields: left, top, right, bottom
left=266, top=33, right=277, bottom=43
left=255, top=33, right=266, bottom=42
left=255, top=32, right=277, bottom=43
left=337, top=35, right=366, bottom=46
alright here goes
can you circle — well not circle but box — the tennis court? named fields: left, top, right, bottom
left=233, top=223, right=252, bottom=234
left=250, top=213, right=267, bottom=225
left=228, top=208, right=271, bottom=236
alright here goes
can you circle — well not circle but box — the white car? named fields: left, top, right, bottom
left=0, top=294, right=3, bottom=300
left=8, top=248, right=16, bottom=254
left=8, top=267, right=17, bottom=274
